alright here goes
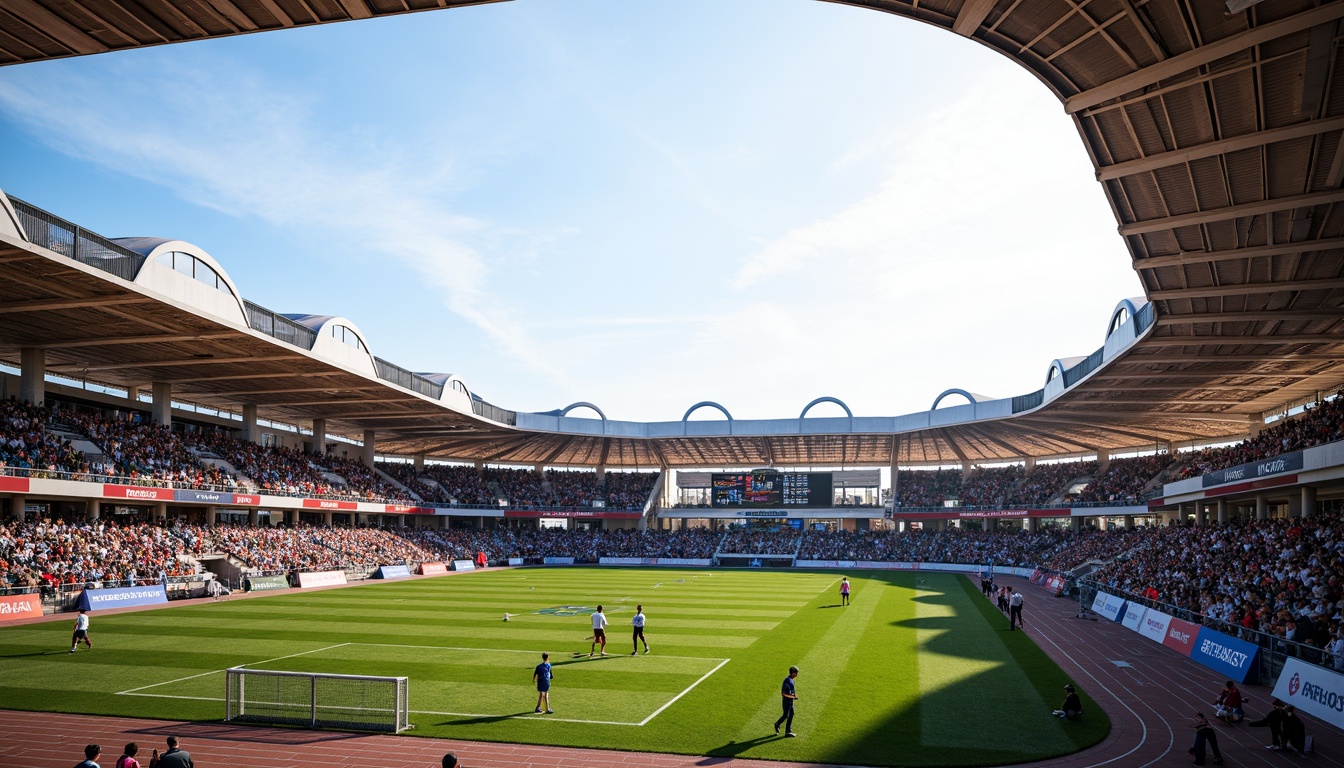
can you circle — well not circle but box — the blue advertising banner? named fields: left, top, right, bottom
left=1190, top=626, right=1258, bottom=683
left=173, top=489, right=235, bottom=504
left=376, top=565, right=411, bottom=579
left=78, top=584, right=169, bottom=611
left=1202, top=451, right=1303, bottom=488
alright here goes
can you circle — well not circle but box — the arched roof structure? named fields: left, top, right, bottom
left=0, top=1, right=1342, bottom=468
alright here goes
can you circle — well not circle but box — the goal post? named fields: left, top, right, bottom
left=225, top=667, right=410, bottom=733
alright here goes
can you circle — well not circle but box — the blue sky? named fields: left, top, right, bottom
left=0, top=0, right=1142, bottom=424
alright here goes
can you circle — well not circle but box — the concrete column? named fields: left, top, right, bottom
left=206, top=506, right=217, bottom=526
left=1024, top=456, right=1036, bottom=473
left=1216, top=499, right=1228, bottom=524
left=19, top=347, right=45, bottom=405
left=534, top=463, right=544, bottom=475
left=1195, top=504, right=1207, bottom=526
left=154, top=501, right=168, bottom=522
left=1071, top=516, right=1082, bottom=533
left=247, top=509, right=259, bottom=526
left=596, top=464, right=607, bottom=480
left=362, top=430, right=376, bottom=466
left=151, top=382, right=172, bottom=425
left=242, top=404, right=259, bottom=444
left=9, top=495, right=25, bottom=522
left=323, top=511, right=334, bottom=526
left=1288, top=492, right=1303, bottom=518
left=86, top=498, right=99, bottom=522
left=1097, top=449, right=1112, bottom=472
left=414, top=454, right=426, bottom=471
left=1248, top=414, right=1264, bottom=438
left=397, top=515, right=405, bottom=529
left=477, top=516, right=485, bottom=530
left=312, top=419, right=327, bottom=455
left=961, top=462, right=973, bottom=479
left=1256, top=494, right=1269, bottom=521
left=1302, top=486, right=1318, bottom=518
left=126, top=385, right=140, bottom=405
left=1124, top=515, right=1135, bottom=530
left=1026, top=517, right=1038, bottom=533
left=474, top=460, right=484, bottom=471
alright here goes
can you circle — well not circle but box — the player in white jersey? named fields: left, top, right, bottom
left=70, top=609, right=92, bottom=653
left=631, top=604, right=650, bottom=655
left=589, top=605, right=608, bottom=657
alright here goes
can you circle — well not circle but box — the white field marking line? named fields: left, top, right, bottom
left=115, top=643, right=352, bottom=695
left=637, top=657, right=731, bottom=726
left=350, top=642, right=731, bottom=663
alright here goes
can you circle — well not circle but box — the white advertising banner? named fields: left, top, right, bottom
left=1137, top=609, right=1172, bottom=644
left=1120, top=602, right=1146, bottom=632
left=1272, top=657, right=1344, bottom=730
left=508, top=557, right=524, bottom=567
left=451, top=559, right=476, bottom=571
left=297, top=570, right=347, bottom=589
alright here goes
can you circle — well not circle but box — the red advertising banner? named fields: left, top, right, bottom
left=233, top=494, right=261, bottom=506
left=420, top=562, right=448, bottom=575
left=1163, top=618, right=1201, bottom=656
left=0, top=593, right=42, bottom=622
left=301, top=499, right=358, bottom=510
left=385, top=504, right=435, bottom=515
left=0, top=476, right=30, bottom=493
left=102, top=485, right=174, bottom=501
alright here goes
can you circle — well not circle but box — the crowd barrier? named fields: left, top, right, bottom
left=77, top=585, right=168, bottom=611
left=0, top=594, right=42, bottom=622
left=297, top=570, right=347, bottom=589
left=598, top=557, right=714, bottom=567
left=1090, top=590, right=1259, bottom=682
left=1273, top=657, right=1344, bottom=731
left=420, top=562, right=448, bottom=575
left=375, top=565, right=411, bottom=579
left=451, top=560, right=476, bottom=571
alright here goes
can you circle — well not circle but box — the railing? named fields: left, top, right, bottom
left=1062, top=346, right=1106, bottom=387
left=373, top=357, right=445, bottom=399
left=1011, top=389, right=1045, bottom=414
left=1133, top=301, right=1155, bottom=333
left=471, top=397, right=517, bottom=426
left=9, top=196, right=146, bottom=282
left=243, top=300, right=318, bottom=350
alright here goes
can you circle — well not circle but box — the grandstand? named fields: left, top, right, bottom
left=3, top=0, right=1344, bottom=764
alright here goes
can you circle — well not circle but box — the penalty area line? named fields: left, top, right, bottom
left=638, top=657, right=730, bottom=726
left=116, top=642, right=352, bottom=695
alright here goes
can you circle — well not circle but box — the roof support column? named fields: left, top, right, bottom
left=86, top=498, right=99, bottom=523
left=414, top=454, right=425, bottom=471
left=151, top=382, right=172, bottom=426
left=241, top=404, right=259, bottom=444
left=1288, top=490, right=1303, bottom=519
left=311, top=418, right=327, bottom=455
left=8, top=495, right=24, bottom=522
left=1124, top=514, right=1134, bottom=530
left=1026, top=516, right=1037, bottom=533
left=1303, top=486, right=1318, bottom=519
left=1097, top=449, right=1112, bottom=472
left=1248, top=414, right=1264, bottom=439
left=1216, top=499, right=1228, bottom=524
left=362, top=430, right=376, bottom=466
left=126, top=385, right=140, bottom=406
left=1256, top=494, right=1269, bottom=521
left=1195, top=503, right=1207, bottom=526
left=19, top=347, right=44, bottom=405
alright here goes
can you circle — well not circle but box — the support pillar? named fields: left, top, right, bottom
left=1097, top=449, right=1112, bottom=472
left=247, top=508, right=259, bottom=526
left=1248, top=414, right=1264, bottom=438
left=1024, top=456, right=1036, bottom=473
left=596, top=464, right=607, bottom=480
left=1195, top=504, right=1207, bottom=527
left=151, top=382, right=172, bottom=426
left=1026, top=517, right=1038, bottom=533
left=1256, top=494, right=1269, bottom=521
left=126, top=385, right=141, bottom=405
left=206, top=506, right=217, bottom=526
left=242, top=404, right=259, bottom=444
left=1302, top=486, right=1318, bottom=518
left=362, top=430, right=376, bottom=466
left=19, top=347, right=45, bottom=405
left=1288, top=492, right=1303, bottom=518
left=324, top=511, right=334, bottom=526
left=86, top=498, right=99, bottom=522
left=1124, top=515, right=1135, bottom=530
left=414, top=454, right=426, bottom=471
left=312, top=419, right=327, bottom=455
left=960, top=461, right=972, bottom=479
left=534, top=463, right=544, bottom=475
left=1071, top=516, right=1082, bottom=533
left=154, top=501, right=168, bottom=523
left=474, top=460, right=484, bottom=472
left=1216, top=499, right=1228, bottom=524
left=9, top=495, right=25, bottom=522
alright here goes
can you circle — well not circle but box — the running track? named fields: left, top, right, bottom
left=1, top=574, right=1339, bottom=767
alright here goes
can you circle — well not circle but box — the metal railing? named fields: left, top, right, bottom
left=9, top=196, right=146, bottom=282
left=242, top=300, right=318, bottom=350
left=1062, top=347, right=1106, bottom=387
left=471, top=397, right=517, bottom=426
left=1012, top=389, right=1045, bottom=413
left=373, top=357, right=445, bottom=400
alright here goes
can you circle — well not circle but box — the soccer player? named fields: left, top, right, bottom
left=589, top=605, right=608, bottom=657
left=631, top=604, right=649, bottom=655
left=533, top=652, right=554, bottom=714
left=839, top=577, right=851, bottom=606
left=70, top=609, right=92, bottom=653
left=773, top=665, right=799, bottom=737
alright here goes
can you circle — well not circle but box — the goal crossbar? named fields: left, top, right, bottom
left=225, top=667, right=410, bottom=733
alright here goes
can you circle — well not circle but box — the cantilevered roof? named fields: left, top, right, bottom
left=0, top=0, right=1341, bottom=467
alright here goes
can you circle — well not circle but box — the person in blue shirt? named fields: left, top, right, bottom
left=533, top=652, right=554, bottom=714
left=773, top=666, right=799, bottom=737
left=74, top=744, right=101, bottom=768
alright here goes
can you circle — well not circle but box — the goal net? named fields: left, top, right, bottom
left=224, top=667, right=410, bottom=733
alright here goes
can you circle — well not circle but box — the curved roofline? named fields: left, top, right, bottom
left=119, top=238, right=249, bottom=320
left=800, top=396, right=853, bottom=419
left=560, top=402, right=607, bottom=421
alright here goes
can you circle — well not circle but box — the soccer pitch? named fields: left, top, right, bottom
left=0, top=568, right=1107, bottom=766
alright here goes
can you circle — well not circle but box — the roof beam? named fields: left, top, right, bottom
left=1140, top=335, right=1344, bottom=346
left=164, top=371, right=338, bottom=383
left=53, top=354, right=301, bottom=372
left=1121, top=188, right=1344, bottom=236
left=259, top=396, right=419, bottom=407
left=1136, top=238, right=1344, bottom=270
left=1016, top=416, right=1207, bottom=443
left=1065, top=2, right=1344, bottom=113
left=1155, top=310, right=1344, bottom=324
left=1034, top=409, right=1251, bottom=423
left=1099, top=116, right=1344, bottom=181
left=25, top=331, right=242, bottom=349
left=952, top=0, right=998, bottom=36
left=197, top=384, right=387, bottom=397
left=1117, top=352, right=1341, bottom=363
left=1147, top=277, right=1344, bottom=300
left=0, top=0, right=109, bottom=53
left=0, top=295, right=150, bottom=313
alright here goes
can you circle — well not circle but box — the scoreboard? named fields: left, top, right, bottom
left=710, top=471, right=833, bottom=508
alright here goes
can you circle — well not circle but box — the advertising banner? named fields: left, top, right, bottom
left=420, top=562, right=448, bottom=575
left=1272, top=657, right=1344, bottom=729
left=542, top=557, right=575, bottom=565
left=0, top=476, right=30, bottom=493
left=376, top=565, right=411, bottom=579
left=1190, top=627, right=1258, bottom=683
left=102, top=484, right=174, bottom=501
left=242, top=575, right=289, bottom=592
left=1044, top=575, right=1067, bottom=595
left=508, top=557, right=525, bottom=567
left=657, top=558, right=713, bottom=566
left=301, top=499, right=358, bottom=510
left=1163, top=618, right=1201, bottom=656
left=1203, top=451, right=1303, bottom=488
left=1091, top=592, right=1109, bottom=614
left=452, top=560, right=476, bottom=571
left=173, top=489, right=233, bottom=504
left=297, top=570, right=348, bottom=588
left=0, top=593, right=42, bottom=622
left=384, top=504, right=435, bottom=514
left=599, top=557, right=647, bottom=565
left=78, top=584, right=168, bottom=611
left=1120, top=603, right=1146, bottom=632
left=1137, top=609, right=1171, bottom=643
left=1094, top=592, right=1126, bottom=622
left=233, top=494, right=261, bottom=506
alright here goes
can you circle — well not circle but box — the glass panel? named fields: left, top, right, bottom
left=174, top=252, right=193, bottom=277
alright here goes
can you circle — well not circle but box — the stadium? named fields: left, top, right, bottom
left=1, top=0, right=1344, bottom=767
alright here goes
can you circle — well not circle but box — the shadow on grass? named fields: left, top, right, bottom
left=704, top=734, right=783, bottom=758
left=438, top=711, right=534, bottom=726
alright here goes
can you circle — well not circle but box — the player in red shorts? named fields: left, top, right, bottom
left=589, top=605, right=608, bottom=657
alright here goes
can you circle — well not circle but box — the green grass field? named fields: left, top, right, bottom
left=0, top=568, right=1107, bottom=766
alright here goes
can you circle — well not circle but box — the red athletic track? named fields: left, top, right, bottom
left=2, top=573, right=1340, bottom=767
